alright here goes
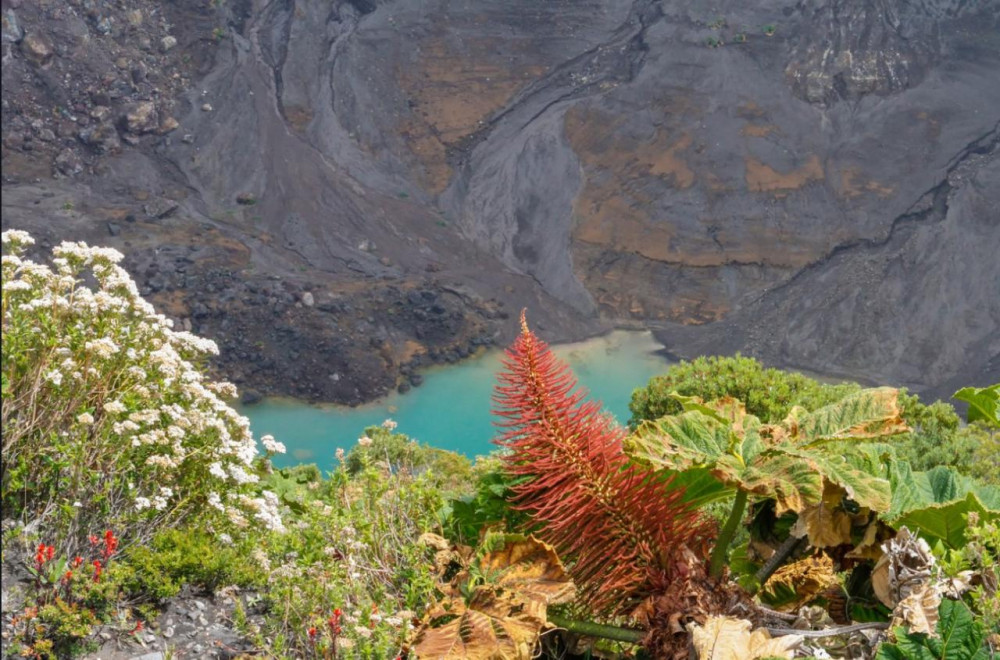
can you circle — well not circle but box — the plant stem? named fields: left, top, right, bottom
left=547, top=614, right=646, bottom=644
left=754, top=535, right=806, bottom=590
left=709, top=489, right=747, bottom=578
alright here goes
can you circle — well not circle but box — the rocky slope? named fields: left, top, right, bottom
left=2, top=0, right=998, bottom=403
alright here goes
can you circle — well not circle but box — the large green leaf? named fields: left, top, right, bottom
left=658, top=467, right=735, bottom=509
left=886, top=464, right=1000, bottom=548
left=627, top=389, right=904, bottom=516
left=739, top=451, right=824, bottom=515
left=628, top=411, right=757, bottom=484
left=794, top=387, right=908, bottom=446
left=779, top=447, right=892, bottom=512
left=953, top=384, right=1000, bottom=428
left=891, top=492, right=998, bottom=549
left=875, top=599, right=989, bottom=660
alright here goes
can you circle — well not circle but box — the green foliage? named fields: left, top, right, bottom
left=875, top=599, right=990, bottom=660
left=887, top=463, right=1000, bottom=549
left=443, top=463, right=530, bottom=545
left=627, top=388, right=906, bottom=576
left=628, top=354, right=860, bottom=428
left=247, top=435, right=468, bottom=658
left=631, top=359, right=995, bottom=486
left=954, top=385, right=1000, bottom=428
left=345, top=424, right=473, bottom=494
left=120, top=527, right=264, bottom=602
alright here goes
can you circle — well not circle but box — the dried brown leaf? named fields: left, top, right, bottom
left=688, top=616, right=802, bottom=660
left=761, top=554, right=839, bottom=612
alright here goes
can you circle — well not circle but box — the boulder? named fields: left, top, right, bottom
left=119, top=101, right=159, bottom=135
left=19, top=32, right=53, bottom=66
left=53, top=149, right=84, bottom=176
left=78, top=121, right=121, bottom=153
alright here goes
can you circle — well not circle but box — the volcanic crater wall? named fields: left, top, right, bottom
left=2, top=0, right=998, bottom=400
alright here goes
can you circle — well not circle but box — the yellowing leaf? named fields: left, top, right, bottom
left=760, top=554, right=838, bottom=612
left=480, top=535, right=576, bottom=612
left=412, top=588, right=542, bottom=660
left=688, top=616, right=802, bottom=660
left=791, top=483, right=854, bottom=548
left=410, top=535, right=575, bottom=660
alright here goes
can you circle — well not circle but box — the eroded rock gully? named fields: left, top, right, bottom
left=2, top=0, right=998, bottom=404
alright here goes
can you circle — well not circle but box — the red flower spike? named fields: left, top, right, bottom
left=492, top=311, right=715, bottom=616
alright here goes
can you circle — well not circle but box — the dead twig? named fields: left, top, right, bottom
left=766, top=622, right=890, bottom=638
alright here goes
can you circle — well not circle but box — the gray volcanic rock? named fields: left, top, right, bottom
left=2, top=0, right=998, bottom=402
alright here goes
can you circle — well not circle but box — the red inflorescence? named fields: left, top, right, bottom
left=492, top=311, right=715, bottom=615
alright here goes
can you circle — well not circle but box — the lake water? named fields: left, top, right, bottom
left=239, top=330, right=674, bottom=469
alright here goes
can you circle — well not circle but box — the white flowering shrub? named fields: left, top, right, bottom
left=1, top=230, right=284, bottom=548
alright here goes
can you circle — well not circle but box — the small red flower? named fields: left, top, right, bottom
left=72, top=556, right=84, bottom=569
left=92, top=559, right=102, bottom=582
left=62, top=570, right=73, bottom=584
left=89, top=535, right=99, bottom=546
left=132, top=621, right=144, bottom=634
left=101, top=530, right=118, bottom=561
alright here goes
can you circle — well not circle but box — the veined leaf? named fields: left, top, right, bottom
left=760, top=554, right=838, bottom=612
left=656, top=467, right=735, bottom=509
left=739, top=451, right=823, bottom=515
left=953, top=384, right=1000, bottom=428
left=627, top=388, right=902, bottom=516
left=791, top=483, right=855, bottom=548
left=794, top=387, right=908, bottom=446
left=780, top=447, right=892, bottom=512
left=478, top=534, right=575, bottom=615
left=411, top=535, right=575, bottom=660
left=891, top=492, right=998, bottom=549
left=875, top=599, right=988, bottom=660
left=887, top=464, right=1000, bottom=548
left=412, top=588, right=542, bottom=660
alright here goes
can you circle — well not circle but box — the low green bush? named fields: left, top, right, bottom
left=119, top=527, right=264, bottom=602
left=627, top=354, right=860, bottom=427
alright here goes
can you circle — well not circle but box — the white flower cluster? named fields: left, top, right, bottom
left=1, top=230, right=288, bottom=537
left=261, top=434, right=286, bottom=455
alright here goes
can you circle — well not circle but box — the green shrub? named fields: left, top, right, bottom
left=1, top=230, right=283, bottom=551
left=120, top=527, right=264, bottom=601
left=628, top=356, right=996, bottom=484
left=627, top=354, right=861, bottom=427
left=251, top=442, right=455, bottom=658
left=345, top=423, right=473, bottom=495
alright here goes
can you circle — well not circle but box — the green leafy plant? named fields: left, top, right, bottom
left=886, top=464, right=1000, bottom=550
left=626, top=388, right=908, bottom=577
left=954, top=384, right=999, bottom=428
left=119, top=527, right=263, bottom=602
left=875, top=598, right=990, bottom=659
left=628, top=354, right=861, bottom=428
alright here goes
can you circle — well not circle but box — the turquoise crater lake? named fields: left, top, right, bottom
left=239, top=330, right=674, bottom=469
